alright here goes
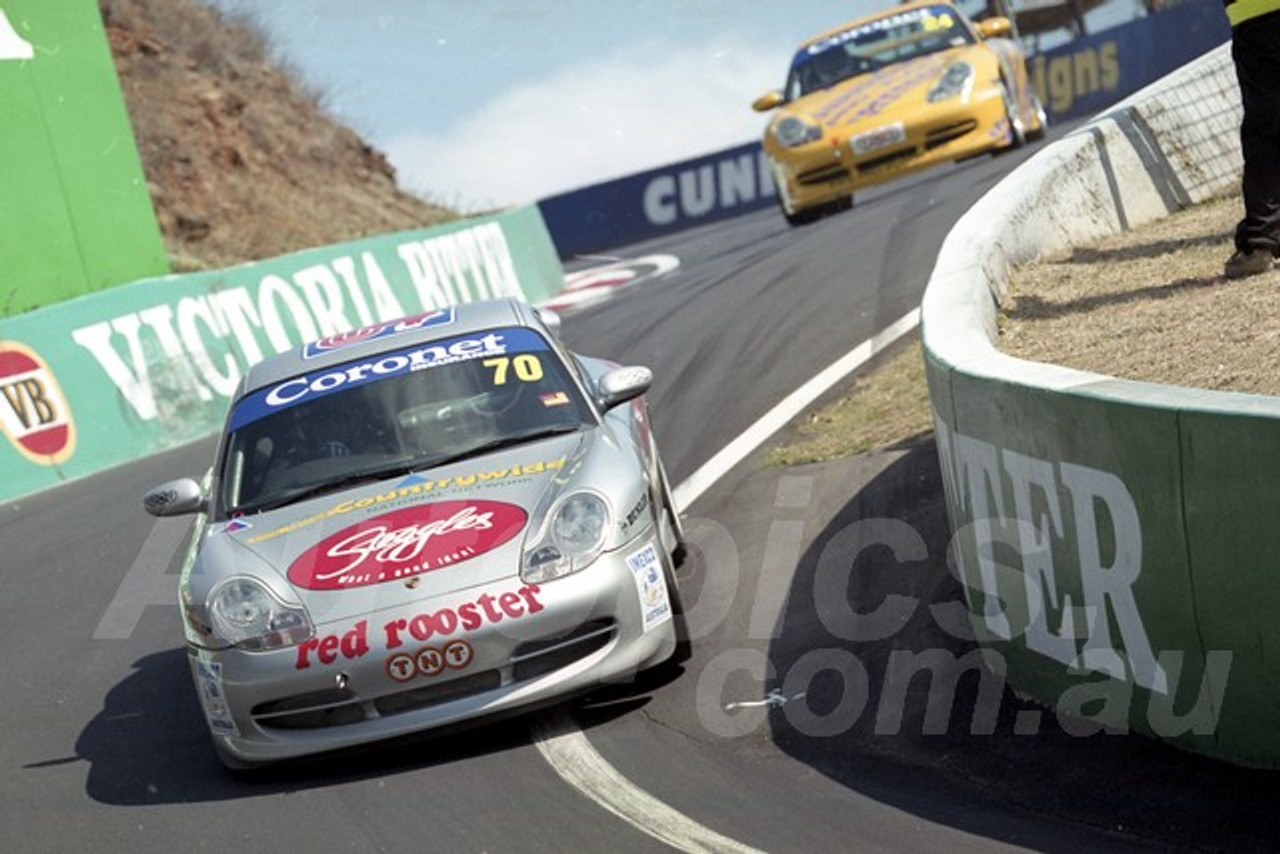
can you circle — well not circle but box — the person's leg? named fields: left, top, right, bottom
left=1227, top=17, right=1280, bottom=277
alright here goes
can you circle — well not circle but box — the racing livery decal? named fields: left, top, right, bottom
left=302, top=308, right=456, bottom=359
left=296, top=584, right=545, bottom=669
left=0, top=341, right=76, bottom=465
left=386, top=639, right=475, bottom=682
left=246, top=458, right=565, bottom=544
left=229, top=327, right=550, bottom=430
left=195, top=659, right=239, bottom=736
left=288, top=500, right=528, bottom=590
left=626, top=543, right=672, bottom=632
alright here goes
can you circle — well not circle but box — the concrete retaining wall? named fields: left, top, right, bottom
left=921, top=43, right=1280, bottom=768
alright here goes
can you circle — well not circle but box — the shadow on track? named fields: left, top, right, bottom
left=66, top=647, right=537, bottom=805
left=764, top=438, right=1280, bottom=852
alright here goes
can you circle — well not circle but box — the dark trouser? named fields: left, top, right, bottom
left=1233, top=14, right=1280, bottom=255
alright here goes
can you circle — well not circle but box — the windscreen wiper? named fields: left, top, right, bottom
left=419, top=424, right=583, bottom=470
left=242, top=460, right=424, bottom=513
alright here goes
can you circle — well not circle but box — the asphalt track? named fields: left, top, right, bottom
left=5, top=138, right=1280, bottom=852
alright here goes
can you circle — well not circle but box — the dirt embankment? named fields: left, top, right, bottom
left=100, top=0, right=457, bottom=272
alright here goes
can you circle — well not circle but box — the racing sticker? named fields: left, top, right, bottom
left=540, top=391, right=570, bottom=408
left=296, top=584, right=545, bottom=669
left=302, top=308, right=455, bottom=359
left=246, top=458, right=565, bottom=544
left=229, top=326, right=549, bottom=430
left=210, top=518, right=252, bottom=535
left=626, top=543, right=671, bottom=632
left=386, top=639, right=475, bottom=683
left=195, top=659, right=239, bottom=737
left=803, top=5, right=957, bottom=58
left=0, top=341, right=76, bottom=465
left=288, top=499, right=527, bottom=590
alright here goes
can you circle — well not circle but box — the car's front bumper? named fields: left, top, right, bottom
left=189, top=531, right=678, bottom=766
left=768, top=87, right=1011, bottom=214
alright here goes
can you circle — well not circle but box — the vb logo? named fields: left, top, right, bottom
left=0, top=342, right=75, bottom=465
left=0, top=9, right=34, bottom=61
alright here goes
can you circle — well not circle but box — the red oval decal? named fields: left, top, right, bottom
left=288, top=500, right=527, bottom=590
left=0, top=341, right=75, bottom=465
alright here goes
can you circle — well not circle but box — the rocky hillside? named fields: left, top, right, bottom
left=100, top=0, right=457, bottom=272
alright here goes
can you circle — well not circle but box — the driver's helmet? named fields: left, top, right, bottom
left=810, top=48, right=851, bottom=86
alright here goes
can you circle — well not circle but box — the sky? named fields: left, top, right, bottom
left=206, top=0, right=1143, bottom=211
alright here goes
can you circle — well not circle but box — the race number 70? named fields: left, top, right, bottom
left=483, top=355, right=543, bottom=385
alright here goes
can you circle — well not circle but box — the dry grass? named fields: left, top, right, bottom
left=765, top=333, right=934, bottom=466
left=1000, top=194, right=1280, bottom=394
left=767, top=193, right=1277, bottom=466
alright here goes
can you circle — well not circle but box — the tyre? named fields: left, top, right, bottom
left=993, top=79, right=1026, bottom=155
left=779, top=195, right=822, bottom=227
left=655, top=460, right=687, bottom=569
left=1026, top=92, right=1048, bottom=142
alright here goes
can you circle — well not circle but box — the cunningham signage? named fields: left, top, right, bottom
left=640, top=147, right=775, bottom=227
left=537, top=141, right=777, bottom=257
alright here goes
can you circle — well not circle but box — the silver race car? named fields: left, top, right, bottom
left=143, top=298, right=686, bottom=768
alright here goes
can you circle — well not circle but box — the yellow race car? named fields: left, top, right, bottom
left=753, top=1, right=1046, bottom=226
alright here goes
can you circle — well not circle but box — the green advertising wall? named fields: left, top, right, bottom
left=920, top=44, right=1280, bottom=768
left=0, top=0, right=167, bottom=315
left=0, top=205, right=564, bottom=500
left=925, top=351, right=1229, bottom=760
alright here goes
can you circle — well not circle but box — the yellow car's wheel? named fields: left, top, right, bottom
left=777, top=193, right=852, bottom=227
left=1001, top=80, right=1027, bottom=149
left=991, top=79, right=1026, bottom=157
left=1026, top=92, right=1048, bottom=142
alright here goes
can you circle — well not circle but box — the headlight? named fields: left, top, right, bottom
left=208, top=577, right=314, bottom=650
left=521, top=491, right=611, bottom=583
left=927, top=62, right=974, bottom=103
left=772, top=115, right=822, bottom=148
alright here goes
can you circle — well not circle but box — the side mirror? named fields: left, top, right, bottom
left=143, top=478, right=207, bottom=517
left=752, top=91, right=785, bottom=112
left=976, top=16, right=1012, bottom=39
left=596, top=366, right=652, bottom=411
left=536, top=306, right=563, bottom=338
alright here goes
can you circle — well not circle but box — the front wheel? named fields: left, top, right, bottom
left=1025, top=92, right=1048, bottom=142
left=779, top=195, right=822, bottom=227
left=779, top=193, right=853, bottom=227
left=995, top=80, right=1026, bottom=154
left=655, top=460, right=687, bottom=569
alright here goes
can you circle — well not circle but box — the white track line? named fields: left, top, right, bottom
left=673, top=307, right=920, bottom=510
left=532, top=711, right=767, bottom=854
left=532, top=308, right=922, bottom=852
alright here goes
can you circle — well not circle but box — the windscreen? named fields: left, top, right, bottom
left=787, top=5, right=974, bottom=98
left=218, top=327, right=594, bottom=515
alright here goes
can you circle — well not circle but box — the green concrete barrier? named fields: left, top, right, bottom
left=921, top=44, right=1280, bottom=767
left=0, top=205, right=564, bottom=502
left=1177, top=403, right=1280, bottom=762
left=0, top=0, right=167, bottom=314
left=931, top=364, right=1215, bottom=754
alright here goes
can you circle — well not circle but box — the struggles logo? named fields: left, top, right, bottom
left=288, top=500, right=527, bottom=590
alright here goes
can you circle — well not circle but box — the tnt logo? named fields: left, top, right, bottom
left=0, top=342, right=75, bottom=465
